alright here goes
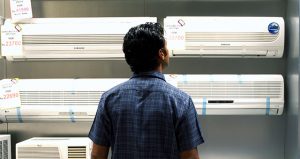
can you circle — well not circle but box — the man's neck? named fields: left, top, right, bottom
left=155, top=64, right=163, bottom=73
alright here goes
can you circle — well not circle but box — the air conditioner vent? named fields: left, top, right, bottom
left=17, top=147, right=60, bottom=159
left=23, top=34, right=124, bottom=44
left=3, top=140, right=8, bottom=159
left=68, top=146, right=86, bottom=159
left=20, top=91, right=103, bottom=106
left=186, top=32, right=278, bottom=43
left=0, top=141, right=2, bottom=159
left=178, top=81, right=283, bottom=99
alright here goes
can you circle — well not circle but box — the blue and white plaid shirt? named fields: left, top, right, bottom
left=89, top=72, right=204, bottom=159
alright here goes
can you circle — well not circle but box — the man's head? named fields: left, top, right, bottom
left=123, top=22, right=169, bottom=74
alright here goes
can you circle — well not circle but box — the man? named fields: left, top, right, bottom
left=89, top=22, right=204, bottom=159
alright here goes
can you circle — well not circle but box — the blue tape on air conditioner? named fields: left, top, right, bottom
left=202, top=97, right=207, bottom=115
left=16, top=107, right=23, bottom=123
left=183, top=74, right=187, bottom=84
left=209, top=75, right=213, bottom=82
left=266, top=97, right=270, bottom=115
left=69, top=107, right=76, bottom=123
left=237, top=75, right=242, bottom=84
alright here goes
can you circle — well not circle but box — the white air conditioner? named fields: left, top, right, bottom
left=165, top=74, right=284, bottom=115
left=0, top=75, right=284, bottom=122
left=1, top=17, right=157, bottom=61
left=16, top=137, right=91, bottom=159
left=0, top=79, right=126, bottom=122
left=164, top=17, right=284, bottom=58
left=0, top=135, right=11, bottom=159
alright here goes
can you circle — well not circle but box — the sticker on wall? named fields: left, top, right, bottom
left=0, top=79, right=21, bottom=110
left=9, top=0, right=33, bottom=20
left=1, top=22, right=23, bottom=56
left=164, top=18, right=186, bottom=50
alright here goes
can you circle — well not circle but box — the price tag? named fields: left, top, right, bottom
left=164, top=18, right=186, bottom=50
left=1, top=23, right=23, bottom=56
left=10, top=0, right=33, bottom=20
left=0, top=79, right=21, bottom=110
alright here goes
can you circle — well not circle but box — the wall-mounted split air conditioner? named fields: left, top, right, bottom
left=0, top=79, right=127, bottom=122
left=164, top=17, right=285, bottom=58
left=166, top=75, right=284, bottom=115
left=1, top=17, right=157, bottom=61
left=0, top=135, right=11, bottom=159
left=16, top=137, right=91, bottom=159
left=0, top=75, right=284, bottom=123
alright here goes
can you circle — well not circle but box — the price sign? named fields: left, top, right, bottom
left=164, top=19, right=186, bottom=50
left=10, top=0, right=32, bottom=20
left=0, top=79, right=21, bottom=110
left=1, top=23, right=23, bottom=56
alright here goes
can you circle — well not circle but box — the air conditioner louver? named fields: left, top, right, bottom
left=18, top=147, right=60, bottom=159
left=185, top=32, right=278, bottom=42
left=68, top=146, right=86, bottom=159
left=178, top=81, right=283, bottom=99
left=0, top=135, right=11, bottom=159
left=20, top=91, right=103, bottom=106
left=23, top=34, right=124, bottom=44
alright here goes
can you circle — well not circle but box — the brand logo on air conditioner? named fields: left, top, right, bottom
left=268, top=22, right=280, bottom=34
left=221, top=43, right=230, bottom=46
left=74, top=46, right=85, bottom=50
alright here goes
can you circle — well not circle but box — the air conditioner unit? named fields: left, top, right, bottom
left=165, top=74, right=284, bottom=115
left=16, top=137, right=91, bottom=159
left=0, top=79, right=126, bottom=122
left=0, top=135, right=11, bottom=159
left=0, top=75, right=284, bottom=122
left=1, top=17, right=157, bottom=61
left=164, top=17, right=284, bottom=58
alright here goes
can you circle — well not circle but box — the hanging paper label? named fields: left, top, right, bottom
left=164, top=18, right=186, bottom=50
left=0, top=79, right=21, bottom=110
left=10, top=0, right=33, bottom=20
left=1, top=23, right=23, bottom=56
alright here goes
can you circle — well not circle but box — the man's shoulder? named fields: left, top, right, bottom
left=163, top=82, right=190, bottom=98
left=101, top=80, right=129, bottom=98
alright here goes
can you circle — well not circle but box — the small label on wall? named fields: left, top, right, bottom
left=0, top=79, right=21, bottom=110
left=1, top=23, right=23, bottom=56
left=164, top=18, right=186, bottom=50
left=10, top=0, right=33, bottom=20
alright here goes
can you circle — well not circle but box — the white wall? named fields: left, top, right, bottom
left=1, top=0, right=291, bottom=159
left=285, top=0, right=299, bottom=158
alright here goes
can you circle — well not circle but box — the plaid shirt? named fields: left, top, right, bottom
left=89, top=72, right=204, bottom=159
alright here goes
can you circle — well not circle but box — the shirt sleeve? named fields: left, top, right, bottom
left=176, top=97, right=204, bottom=152
left=88, top=96, right=111, bottom=147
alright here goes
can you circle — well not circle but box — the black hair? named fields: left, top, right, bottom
left=122, top=22, right=165, bottom=73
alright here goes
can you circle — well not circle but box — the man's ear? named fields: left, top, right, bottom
left=159, top=49, right=165, bottom=60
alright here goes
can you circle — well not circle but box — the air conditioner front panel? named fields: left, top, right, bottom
left=0, top=75, right=284, bottom=121
left=17, top=147, right=60, bottom=159
left=16, top=137, right=91, bottom=159
left=196, top=108, right=279, bottom=115
left=166, top=74, right=284, bottom=115
left=2, top=79, right=126, bottom=122
left=165, top=17, right=284, bottom=58
left=4, top=106, right=97, bottom=122
left=3, top=17, right=157, bottom=61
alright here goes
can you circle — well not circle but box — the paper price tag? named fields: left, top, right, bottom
left=165, top=19, right=186, bottom=50
left=10, top=0, right=33, bottom=20
left=0, top=79, right=21, bottom=110
left=1, top=24, right=23, bottom=56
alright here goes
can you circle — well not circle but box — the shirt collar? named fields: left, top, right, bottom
left=131, top=71, right=166, bottom=81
